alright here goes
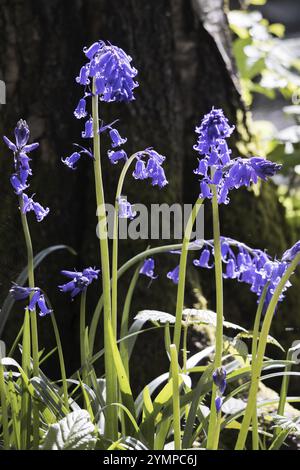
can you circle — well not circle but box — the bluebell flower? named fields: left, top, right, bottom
left=213, top=367, right=227, bottom=413
left=193, top=237, right=293, bottom=311
left=132, top=149, right=168, bottom=188
left=193, top=248, right=214, bottom=269
left=76, top=40, right=138, bottom=103
left=213, top=367, right=227, bottom=394
left=82, top=117, right=94, bottom=138
left=282, top=240, right=300, bottom=263
left=167, top=265, right=180, bottom=284
left=59, top=267, right=100, bottom=298
left=194, top=108, right=234, bottom=155
left=108, top=149, right=127, bottom=165
left=62, top=152, right=81, bottom=170
left=3, top=120, right=39, bottom=195
left=139, top=258, right=157, bottom=280
left=118, top=197, right=136, bottom=219
left=215, top=396, right=223, bottom=413
left=193, top=109, right=281, bottom=204
left=21, top=193, right=49, bottom=222
left=74, top=98, right=88, bottom=119
left=10, top=284, right=52, bottom=317
left=109, top=129, right=127, bottom=148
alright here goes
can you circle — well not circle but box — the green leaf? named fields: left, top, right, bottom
left=237, top=331, right=285, bottom=352
left=183, top=309, right=247, bottom=331
left=135, top=310, right=176, bottom=324
left=41, top=410, right=96, bottom=450
left=0, top=244, right=76, bottom=334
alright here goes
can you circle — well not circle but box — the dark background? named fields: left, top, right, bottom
left=0, top=0, right=299, bottom=393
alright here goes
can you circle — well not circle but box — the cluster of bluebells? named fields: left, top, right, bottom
left=191, top=237, right=296, bottom=310
left=63, top=40, right=168, bottom=211
left=3, top=120, right=49, bottom=222
left=10, top=284, right=52, bottom=317
left=212, top=367, right=227, bottom=412
left=58, top=267, right=100, bottom=298
left=193, top=108, right=281, bottom=204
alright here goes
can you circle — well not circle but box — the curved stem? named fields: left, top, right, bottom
left=173, top=199, right=203, bottom=351
left=235, top=254, right=300, bottom=450
left=19, top=197, right=39, bottom=449
left=111, top=154, right=138, bottom=336
left=92, top=80, right=117, bottom=440
left=206, top=185, right=223, bottom=450
left=80, top=290, right=87, bottom=374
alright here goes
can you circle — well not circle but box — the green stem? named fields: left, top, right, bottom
left=20, top=308, right=31, bottom=449
left=274, top=348, right=294, bottom=438
left=120, top=264, right=142, bottom=376
left=173, top=199, right=203, bottom=351
left=111, top=154, right=138, bottom=336
left=250, top=287, right=267, bottom=450
left=19, top=198, right=39, bottom=449
left=92, top=80, right=117, bottom=440
left=0, top=352, right=9, bottom=449
left=80, top=290, right=87, bottom=375
left=170, top=344, right=181, bottom=450
left=235, top=254, right=300, bottom=450
left=50, top=314, right=69, bottom=411
left=207, top=185, right=223, bottom=450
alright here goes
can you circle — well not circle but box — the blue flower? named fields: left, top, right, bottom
left=10, top=284, right=52, bottom=317
left=193, top=248, right=214, bottom=268
left=118, top=197, right=136, bottom=219
left=3, top=120, right=39, bottom=196
left=21, top=193, right=49, bottom=222
left=282, top=240, right=300, bottom=263
left=62, top=152, right=81, bottom=170
left=167, top=265, right=180, bottom=284
left=194, top=108, right=234, bottom=155
left=108, top=149, right=127, bottom=165
left=59, top=267, right=100, bottom=298
left=82, top=117, right=94, bottom=138
left=213, top=367, right=227, bottom=394
left=109, top=129, right=127, bottom=148
left=193, top=109, right=281, bottom=204
left=76, top=40, right=138, bottom=103
left=213, top=367, right=227, bottom=413
left=74, top=98, right=88, bottom=119
left=139, top=258, right=157, bottom=280
left=132, top=149, right=168, bottom=188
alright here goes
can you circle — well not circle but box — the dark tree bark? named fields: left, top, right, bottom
left=0, top=0, right=298, bottom=391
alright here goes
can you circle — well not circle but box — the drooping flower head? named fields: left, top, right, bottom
left=132, top=149, right=168, bottom=188
left=59, top=267, right=100, bottom=298
left=193, top=108, right=281, bottom=204
left=193, top=237, right=293, bottom=311
left=10, top=284, right=52, bottom=317
left=3, top=120, right=49, bottom=222
left=139, top=258, right=157, bottom=280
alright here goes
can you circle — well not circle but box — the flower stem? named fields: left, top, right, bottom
left=111, top=154, right=138, bottom=336
left=80, top=290, right=88, bottom=384
left=92, top=80, right=118, bottom=440
left=170, top=344, right=181, bottom=450
left=19, top=198, right=40, bottom=449
left=235, top=254, right=300, bottom=450
left=250, top=286, right=267, bottom=450
left=173, top=198, right=203, bottom=352
left=207, top=185, right=223, bottom=450
left=0, top=352, right=9, bottom=449
left=50, top=313, right=69, bottom=411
